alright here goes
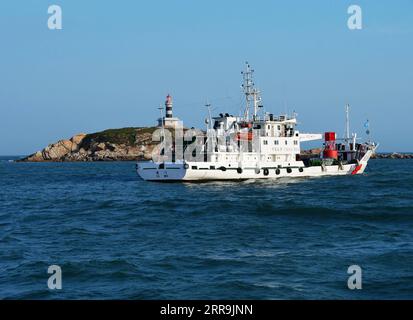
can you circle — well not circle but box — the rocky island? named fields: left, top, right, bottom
left=18, top=127, right=159, bottom=162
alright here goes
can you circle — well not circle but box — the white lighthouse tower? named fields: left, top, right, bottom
left=157, top=94, right=182, bottom=129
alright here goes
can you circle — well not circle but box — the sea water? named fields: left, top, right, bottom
left=0, top=157, right=412, bottom=299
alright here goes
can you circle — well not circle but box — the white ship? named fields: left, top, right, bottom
left=137, top=63, right=377, bottom=181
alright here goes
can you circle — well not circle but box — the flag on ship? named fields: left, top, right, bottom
left=364, top=119, right=370, bottom=135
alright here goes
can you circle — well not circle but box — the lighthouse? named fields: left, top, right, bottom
left=157, top=94, right=182, bottom=129
left=165, top=94, right=173, bottom=118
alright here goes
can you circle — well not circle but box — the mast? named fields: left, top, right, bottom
left=345, top=104, right=350, bottom=141
left=241, top=62, right=261, bottom=121
left=205, top=100, right=213, bottom=130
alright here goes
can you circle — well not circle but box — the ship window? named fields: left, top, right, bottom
left=191, top=166, right=198, bottom=170
left=268, top=125, right=271, bottom=129
left=294, top=140, right=298, bottom=145
left=274, top=140, right=279, bottom=145
left=210, top=166, right=215, bottom=170
left=285, top=141, right=288, bottom=145
left=277, top=125, right=281, bottom=130
left=263, top=140, right=268, bottom=145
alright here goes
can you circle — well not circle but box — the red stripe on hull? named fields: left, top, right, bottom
left=351, top=164, right=363, bottom=175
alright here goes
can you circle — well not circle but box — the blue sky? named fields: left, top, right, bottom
left=0, top=0, right=412, bottom=154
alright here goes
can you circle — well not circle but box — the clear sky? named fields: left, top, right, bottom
left=0, top=0, right=412, bottom=154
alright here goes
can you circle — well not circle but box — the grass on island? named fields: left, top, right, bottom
left=81, top=127, right=158, bottom=146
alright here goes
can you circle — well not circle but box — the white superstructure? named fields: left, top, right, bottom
left=137, top=63, right=377, bottom=181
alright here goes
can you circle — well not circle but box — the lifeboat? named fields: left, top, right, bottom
left=236, top=132, right=253, bottom=141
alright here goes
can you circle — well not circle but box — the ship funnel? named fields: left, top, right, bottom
left=323, top=132, right=338, bottom=159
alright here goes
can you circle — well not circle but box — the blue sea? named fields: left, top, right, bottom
left=0, top=156, right=412, bottom=299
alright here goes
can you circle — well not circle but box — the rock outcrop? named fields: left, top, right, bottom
left=19, top=128, right=159, bottom=162
left=23, top=133, right=87, bottom=162
left=299, top=148, right=322, bottom=160
left=371, top=152, right=413, bottom=159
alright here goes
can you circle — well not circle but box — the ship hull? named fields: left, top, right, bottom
left=137, top=151, right=373, bottom=182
